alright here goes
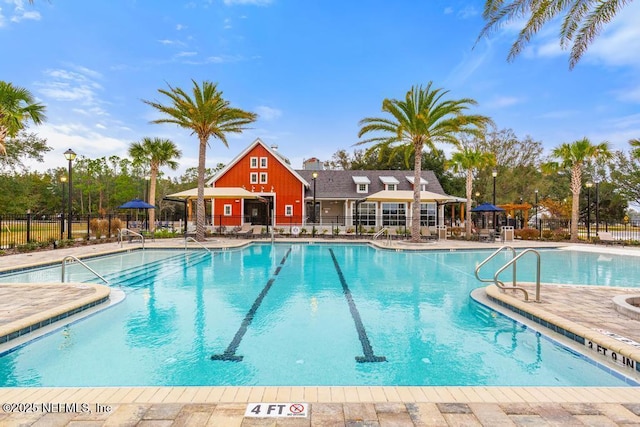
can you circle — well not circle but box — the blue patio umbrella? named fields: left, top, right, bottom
left=471, top=202, right=504, bottom=212
left=118, top=198, right=156, bottom=209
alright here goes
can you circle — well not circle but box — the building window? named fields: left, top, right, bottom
left=357, top=183, right=368, bottom=193
left=260, top=157, right=268, bottom=168
left=285, top=205, right=293, bottom=216
left=250, top=172, right=258, bottom=184
left=260, top=172, right=268, bottom=184
left=386, top=184, right=397, bottom=191
left=356, top=202, right=376, bottom=226
left=250, top=157, right=258, bottom=168
left=420, top=202, right=436, bottom=226
left=382, top=202, right=407, bottom=226
left=224, top=204, right=232, bottom=216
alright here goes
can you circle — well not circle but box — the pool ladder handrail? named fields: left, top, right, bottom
left=185, top=236, right=211, bottom=252
left=373, top=227, right=388, bottom=240
left=475, top=246, right=541, bottom=302
left=61, top=255, right=109, bottom=284
left=118, top=228, right=145, bottom=249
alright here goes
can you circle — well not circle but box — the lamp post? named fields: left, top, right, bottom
left=145, top=175, right=150, bottom=231
left=535, top=189, right=542, bottom=235
left=312, top=171, right=318, bottom=237
left=595, top=181, right=600, bottom=236
left=475, top=191, right=480, bottom=228
left=492, top=170, right=497, bottom=231
left=64, top=149, right=77, bottom=240
left=60, top=176, right=67, bottom=239
left=586, top=181, right=593, bottom=240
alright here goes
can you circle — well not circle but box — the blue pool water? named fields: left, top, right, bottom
left=0, top=244, right=638, bottom=387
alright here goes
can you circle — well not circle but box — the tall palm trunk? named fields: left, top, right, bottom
left=465, top=171, right=473, bottom=239
left=149, top=164, right=158, bottom=232
left=196, top=136, right=207, bottom=241
left=569, top=164, right=582, bottom=241
left=411, top=140, right=424, bottom=242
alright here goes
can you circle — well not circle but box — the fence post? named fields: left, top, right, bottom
left=87, top=215, right=91, bottom=240
left=108, top=214, right=112, bottom=237
left=26, top=211, right=32, bottom=243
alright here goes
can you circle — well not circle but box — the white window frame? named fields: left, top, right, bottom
left=386, top=184, right=397, bottom=191
left=285, top=205, right=293, bottom=217
left=250, top=157, right=258, bottom=168
left=260, top=172, right=268, bottom=184
left=260, top=157, right=268, bottom=168
left=250, top=172, right=258, bottom=184
left=357, top=183, right=368, bottom=193
left=224, top=204, right=232, bottom=216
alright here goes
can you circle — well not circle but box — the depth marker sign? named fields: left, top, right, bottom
left=244, top=402, right=308, bottom=417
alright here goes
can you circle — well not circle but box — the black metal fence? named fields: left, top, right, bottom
left=2, top=212, right=638, bottom=249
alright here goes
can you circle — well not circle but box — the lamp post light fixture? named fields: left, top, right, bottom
left=63, top=149, right=77, bottom=240
left=60, top=176, right=67, bottom=239
left=492, top=169, right=497, bottom=230
left=312, top=171, right=318, bottom=237
left=586, top=181, right=593, bottom=240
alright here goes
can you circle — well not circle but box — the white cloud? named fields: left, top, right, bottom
left=486, top=96, right=521, bottom=108
left=176, top=24, right=186, bottom=30
left=255, top=106, right=282, bottom=121
left=443, top=7, right=453, bottom=15
left=616, top=84, right=640, bottom=103
left=158, top=39, right=186, bottom=47
left=175, top=51, right=198, bottom=57
left=0, top=0, right=40, bottom=27
left=457, top=6, right=478, bottom=19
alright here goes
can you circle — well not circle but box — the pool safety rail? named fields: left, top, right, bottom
left=475, top=246, right=541, bottom=302
left=184, top=236, right=211, bottom=252
left=61, top=255, right=109, bottom=285
left=118, top=228, right=145, bottom=249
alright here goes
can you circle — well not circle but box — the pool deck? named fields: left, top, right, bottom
left=2, top=238, right=640, bottom=426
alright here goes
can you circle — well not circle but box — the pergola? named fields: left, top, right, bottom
left=498, top=202, right=533, bottom=226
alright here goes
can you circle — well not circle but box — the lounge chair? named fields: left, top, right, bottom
left=421, top=227, right=437, bottom=241
left=236, top=223, right=254, bottom=238
left=478, top=229, right=496, bottom=242
left=597, top=232, right=624, bottom=246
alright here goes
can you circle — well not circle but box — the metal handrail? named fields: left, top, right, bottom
left=475, top=246, right=517, bottom=284
left=185, top=236, right=211, bottom=252
left=61, top=255, right=109, bottom=284
left=494, top=248, right=541, bottom=302
left=118, top=228, right=145, bottom=249
left=373, top=227, right=388, bottom=240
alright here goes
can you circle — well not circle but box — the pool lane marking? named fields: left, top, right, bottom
left=211, top=247, right=292, bottom=362
left=328, top=248, right=386, bottom=363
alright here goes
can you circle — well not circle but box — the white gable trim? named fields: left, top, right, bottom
left=206, top=138, right=311, bottom=187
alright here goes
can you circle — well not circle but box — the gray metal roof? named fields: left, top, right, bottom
left=296, top=169, right=446, bottom=199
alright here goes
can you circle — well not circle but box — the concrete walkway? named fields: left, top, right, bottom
left=1, top=238, right=640, bottom=426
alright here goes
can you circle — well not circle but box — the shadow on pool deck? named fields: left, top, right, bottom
left=2, top=238, right=640, bottom=426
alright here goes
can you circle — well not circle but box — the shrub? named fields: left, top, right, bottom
left=345, top=227, right=354, bottom=234
left=89, top=218, right=109, bottom=238
left=450, top=227, right=464, bottom=238
left=515, top=228, right=539, bottom=240
left=541, top=229, right=553, bottom=240
left=551, top=229, right=570, bottom=241
left=300, top=228, right=308, bottom=234
left=333, top=227, right=340, bottom=236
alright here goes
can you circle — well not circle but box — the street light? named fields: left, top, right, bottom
left=586, top=181, right=593, bottom=240
left=63, top=149, right=77, bottom=240
left=145, top=175, right=150, bottom=231
left=492, top=170, right=497, bottom=230
left=535, top=189, right=539, bottom=238
left=312, top=171, right=318, bottom=237
left=60, top=176, right=67, bottom=239
left=595, top=181, right=600, bottom=235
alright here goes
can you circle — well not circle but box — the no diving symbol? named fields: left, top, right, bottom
left=290, top=404, right=304, bottom=414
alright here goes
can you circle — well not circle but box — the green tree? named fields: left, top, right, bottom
left=542, top=138, right=611, bottom=241
left=0, top=81, right=46, bottom=155
left=630, top=138, right=640, bottom=158
left=143, top=80, right=256, bottom=241
left=129, top=137, right=182, bottom=232
left=478, top=0, right=635, bottom=69
left=446, top=148, right=496, bottom=238
left=0, top=131, right=51, bottom=172
left=357, top=83, right=492, bottom=242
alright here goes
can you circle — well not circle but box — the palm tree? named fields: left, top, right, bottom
left=143, top=80, right=257, bottom=241
left=542, top=137, right=611, bottom=241
left=446, top=148, right=496, bottom=239
left=129, top=137, right=182, bottom=232
left=357, top=83, right=493, bottom=242
left=630, top=138, right=640, bottom=158
left=477, top=0, right=634, bottom=69
left=0, top=81, right=46, bottom=155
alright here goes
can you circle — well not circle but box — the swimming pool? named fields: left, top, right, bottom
left=0, top=244, right=638, bottom=387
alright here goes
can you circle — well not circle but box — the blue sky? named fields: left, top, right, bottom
left=2, top=0, right=639, bottom=176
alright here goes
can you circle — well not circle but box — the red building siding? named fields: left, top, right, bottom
left=213, top=143, right=306, bottom=226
